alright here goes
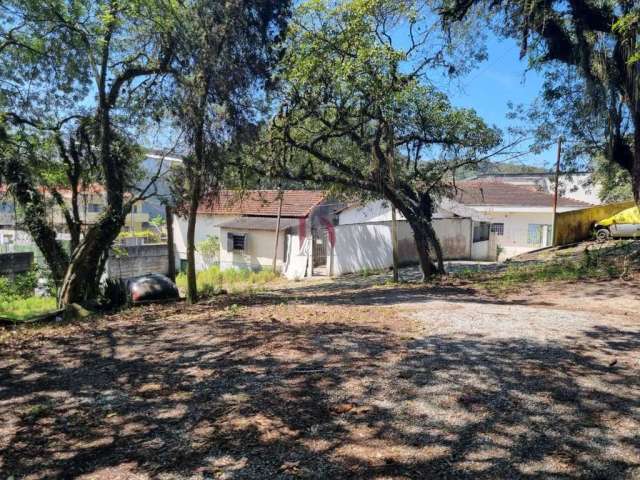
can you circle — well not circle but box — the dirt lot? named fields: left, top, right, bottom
left=1, top=275, right=639, bottom=479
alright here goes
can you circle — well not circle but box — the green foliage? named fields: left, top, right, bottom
left=457, top=252, right=622, bottom=293
left=175, top=265, right=277, bottom=297
left=196, top=235, right=219, bottom=258
left=613, top=10, right=640, bottom=65
left=266, top=0, right=501, bottom=200
left=592, top=154, right=634, bottom=203
left=438, top=0, right=639, bottom=192
left=0, top=296, right=57, bottom=321
left=149, top=215, right=166, bottom=231
left=117, top=230, right=160, bottom=243
left=0, top=268, right=38, bottom=300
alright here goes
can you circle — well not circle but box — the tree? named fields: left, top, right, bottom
left=264, top=0, right=502, bottom=279
left=438, top=0, right=640, bottom=203
left=0, top=0, right=179, bottom=306
left=169, top=0, right=290, bottom=303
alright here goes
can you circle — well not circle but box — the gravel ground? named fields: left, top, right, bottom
left=1, top=278, right=639, bottom=479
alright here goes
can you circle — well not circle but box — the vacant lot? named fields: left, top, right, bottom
left=1, top=274, right=639, bottom=479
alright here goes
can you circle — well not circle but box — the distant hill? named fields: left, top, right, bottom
left=456, top=161, right=546, bottom=179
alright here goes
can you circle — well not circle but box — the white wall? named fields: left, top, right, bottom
left=332, top=223, right=393, bottom=275
left=477, top=210, right=555, bottom=258
left=173, top=213, right=235, bottom=270
left=219, top=227, right=286, bottom=271
left=339, top=199, right=401, bottom=224
left=330, top=218, right=477, bottom=276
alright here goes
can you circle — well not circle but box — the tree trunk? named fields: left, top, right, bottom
left=387, top=190, right=444, bottom=281
left=57, top=209, right=127, bottom=307
left=186, top=175, right=202, bottom=305
left=6, top=164, right=69, bottom=286
left=633, top=119, right=640, bottom=205
left=423, top=220, right=445, bottom=274
left=405, top=215, right=444, bottom=281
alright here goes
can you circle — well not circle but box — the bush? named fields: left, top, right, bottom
left=176, top=265, right=278, bottom=297
left=0, top=268, right=39, bottom=300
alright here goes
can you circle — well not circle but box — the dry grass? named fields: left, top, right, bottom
left=1, top=279, right=639, bottom=479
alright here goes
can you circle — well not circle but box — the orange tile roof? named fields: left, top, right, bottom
left=454, top=181, right=592, bottom=208
left=198, top=190, right=326, bottom=218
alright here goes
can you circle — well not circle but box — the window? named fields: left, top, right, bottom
left=227, top=233, right=246, bottom=251
left=528, top=224, right=552, bottom=246
left=473, top=222, right=490, bottom=243
left=490, top=223, right=504, bottom=236
left=233, top=235, right=245, bottom=250
left=87, top=203, right=102, bottom=213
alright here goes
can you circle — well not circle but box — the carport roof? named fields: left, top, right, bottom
left=218, top=217, right=299, bottom=231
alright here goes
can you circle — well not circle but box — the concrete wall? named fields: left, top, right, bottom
left=219, top=227, right=286, bottom=271
left=553, top=200, right=636, bottom=246
left=332, top=223, right=393, bottom=275
left=0, top=252, right=33, bottom=277
left=339, top=199, right=400, bottom=224
left=434, top=218, right=472, bottom=259
left=107, top=244, right=168, bottom=279
left=330, top=218, right=475, bottom=276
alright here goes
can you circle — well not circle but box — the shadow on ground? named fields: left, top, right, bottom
left=1, top=298, right=639, bottom=479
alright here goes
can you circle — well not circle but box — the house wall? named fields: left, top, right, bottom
left=173, top=213, right=235, bottom=270
left=219, top=227, right=287, bottom=271
left=553, top=201, right=635, bottom=246
left=332, top=223, right=394, bottom=275
left=472, top=210, right=556, bottom=258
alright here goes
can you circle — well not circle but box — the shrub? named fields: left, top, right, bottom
left=175, top=265, right=278, bottom=297
left=0, top=267, right=39, bottom=300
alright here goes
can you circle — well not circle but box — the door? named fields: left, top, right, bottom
left=312, top=229, right=328, bottom=271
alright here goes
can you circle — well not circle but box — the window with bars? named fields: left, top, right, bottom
left=490, top=223, right=504, bottom=236
left=232, top=235, right=245, bottom=251
left=227, top=233, right=246, bottom=251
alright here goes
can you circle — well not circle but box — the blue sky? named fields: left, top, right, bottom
left=439, top=34, right=555, bottom=170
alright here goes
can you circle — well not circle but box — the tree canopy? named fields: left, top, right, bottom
left=0, top=0, right=180, bottom=305
left=263, top=0, right=503, bottom=278
left=438, top=0, right=639, bottom=202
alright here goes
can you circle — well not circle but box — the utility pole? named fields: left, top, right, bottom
left=552, top=136, right=562, bottom=246
left=272, top=190, right=284, bottom=272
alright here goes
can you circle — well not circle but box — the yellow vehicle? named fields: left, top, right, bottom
left=595, top=206, right=640, bottom=241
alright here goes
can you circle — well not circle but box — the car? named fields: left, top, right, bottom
left=594, top=206, right=640, bottom=241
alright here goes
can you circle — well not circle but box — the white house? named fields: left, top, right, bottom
left=173, top=190, right=330, bottom=272
left=454, top=181, right=591, bottom=258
